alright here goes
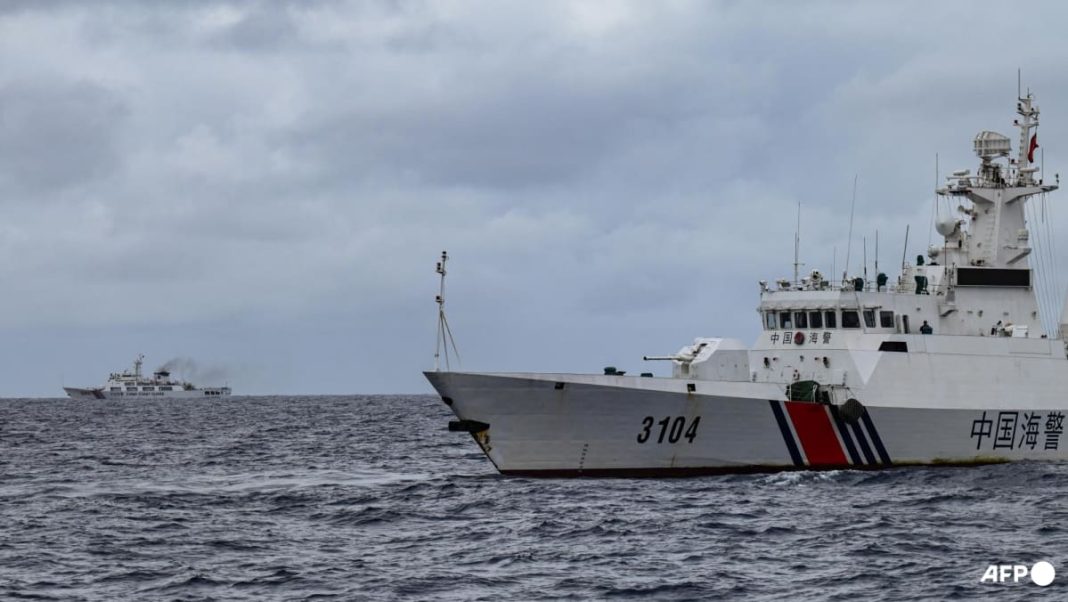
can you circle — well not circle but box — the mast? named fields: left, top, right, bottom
left=844, top=175, right=857, bottom=283
left=831, top=246, right=836, bottom=284
left=900, top=224, right=909, bottom=272
left=934, top=88, right=1059, bottom=334
left=1016, top=91, right=1039, bottom=185
left=793, top=201, right=801, bottom=284
left=863, top=237, right=868, bottom=287
left=434, top=251, right=461, bottom=372
left=875, top=230, right=879, bottom=276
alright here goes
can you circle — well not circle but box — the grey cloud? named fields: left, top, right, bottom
left=285, top=94, right=625, bottom=190
left=0, top=80, right=126, bottom=195
left=3, top=1, right=1068, bottom=395
left=284, top=65, right=761, bottom=193
left=204, top=4, right=301, bottom=51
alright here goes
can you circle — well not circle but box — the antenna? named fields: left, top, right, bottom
left=793, top=201, right=802, bottom=284
left=900, top=224, right=910, bottom=272
left=929, top=153, right=939, bottom=248
left=832, top=246, right=836, bottom=285
left=875, top=230, right=879, bottom=276
left=433, top=251, right=461, bottom=371
left=844, top=175, right=858, bottom=282
left=863, top=236, right=868, bottom=287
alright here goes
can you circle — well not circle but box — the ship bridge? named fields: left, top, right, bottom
left=758, top=91, right=1059, bottom=345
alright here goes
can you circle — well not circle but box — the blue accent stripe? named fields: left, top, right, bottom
left=829, top=406, right=862, bottom=465
left=861, top=412, right=892, bottom=465
left=850, top=421, right=877, bottom=465
left=769, top=400, right=804, bottom=467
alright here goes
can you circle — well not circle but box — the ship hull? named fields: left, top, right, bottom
left=424, top=371, right=1068, bottom=476
left=63, top=387, right=231, bottom=400
left=62, top=387, right=106, bottom=401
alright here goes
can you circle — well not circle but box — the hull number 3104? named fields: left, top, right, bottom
left=637, top=416, right=701, bottom=444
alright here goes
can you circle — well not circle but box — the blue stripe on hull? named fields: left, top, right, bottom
left=829, top=405, right=863, bottom=466
left=850, top=421, right=877, bottom=465
left=862, top=412, right=893, bottom=465
left=768, top=400, right=804, bottom=467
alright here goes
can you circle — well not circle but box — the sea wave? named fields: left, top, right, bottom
left=1, top=395, right=1065, bottom=601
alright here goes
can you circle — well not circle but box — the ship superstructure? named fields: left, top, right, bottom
left=64, top=355, right=231, bottom=400
left=425, top=91, right=1068, bottom=476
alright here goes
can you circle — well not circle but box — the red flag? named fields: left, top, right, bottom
left=1028, top=133, right=1039, bottom=163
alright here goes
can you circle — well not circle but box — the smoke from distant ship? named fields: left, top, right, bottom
left=157, top=357, right=229, bottom=385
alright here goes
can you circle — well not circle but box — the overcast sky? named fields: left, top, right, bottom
left=4, top=0, right=1068, bottom=396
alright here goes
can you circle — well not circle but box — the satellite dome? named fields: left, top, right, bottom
left=935, top=217, right=960, bottom=237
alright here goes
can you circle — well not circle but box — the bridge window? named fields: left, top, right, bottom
left=878, top=341, right=909, bottom=352
left=794, top=311, right=808, bottom=329
left=765, top=312, right=776, bottom=330
left=809, top=311, right=823, bottom=329
left=880, top=311, right=894, bottom=328
left=824, top=310, right=837, bottom=328
left=779, top=312, right=793, bottom=329
left=863, top=309, right=876, bottom=328
left=842, top=310, right=860, bottom=328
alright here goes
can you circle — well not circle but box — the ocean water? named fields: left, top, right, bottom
left=1, top=395, right=1066, bottom=601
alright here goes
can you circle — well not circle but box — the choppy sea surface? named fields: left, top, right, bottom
left=1, top=395, right=1067, bottom=601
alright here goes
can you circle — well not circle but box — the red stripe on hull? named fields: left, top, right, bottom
left=785, top=402, right=848, bottom=467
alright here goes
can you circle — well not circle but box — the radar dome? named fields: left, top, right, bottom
left=935, top=217, right=960, bottom=237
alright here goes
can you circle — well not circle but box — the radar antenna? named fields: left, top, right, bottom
left=843, top=175, right=858, bottom=283
left=793, top=201, right=803, bottom=284
left=434, top=251, right=461, bottom=371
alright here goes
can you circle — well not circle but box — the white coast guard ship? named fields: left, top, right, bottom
left=64, top=355, right=231, bottom=400
left=425, top=91, right=1068, bottom=476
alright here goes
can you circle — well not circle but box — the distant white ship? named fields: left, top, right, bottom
left=64, top=355, right=231, bottom=400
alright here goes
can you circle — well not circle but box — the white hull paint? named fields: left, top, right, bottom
left=63, top=355, right=231, bottom=400
left=426, top=371, right=1068, bottom=476
left=423, top=91, right=1068, bottom=477
left=63, top=386, right=230, bottom=401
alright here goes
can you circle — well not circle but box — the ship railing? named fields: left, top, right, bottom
left=769, top=279, right=950, bottom=296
